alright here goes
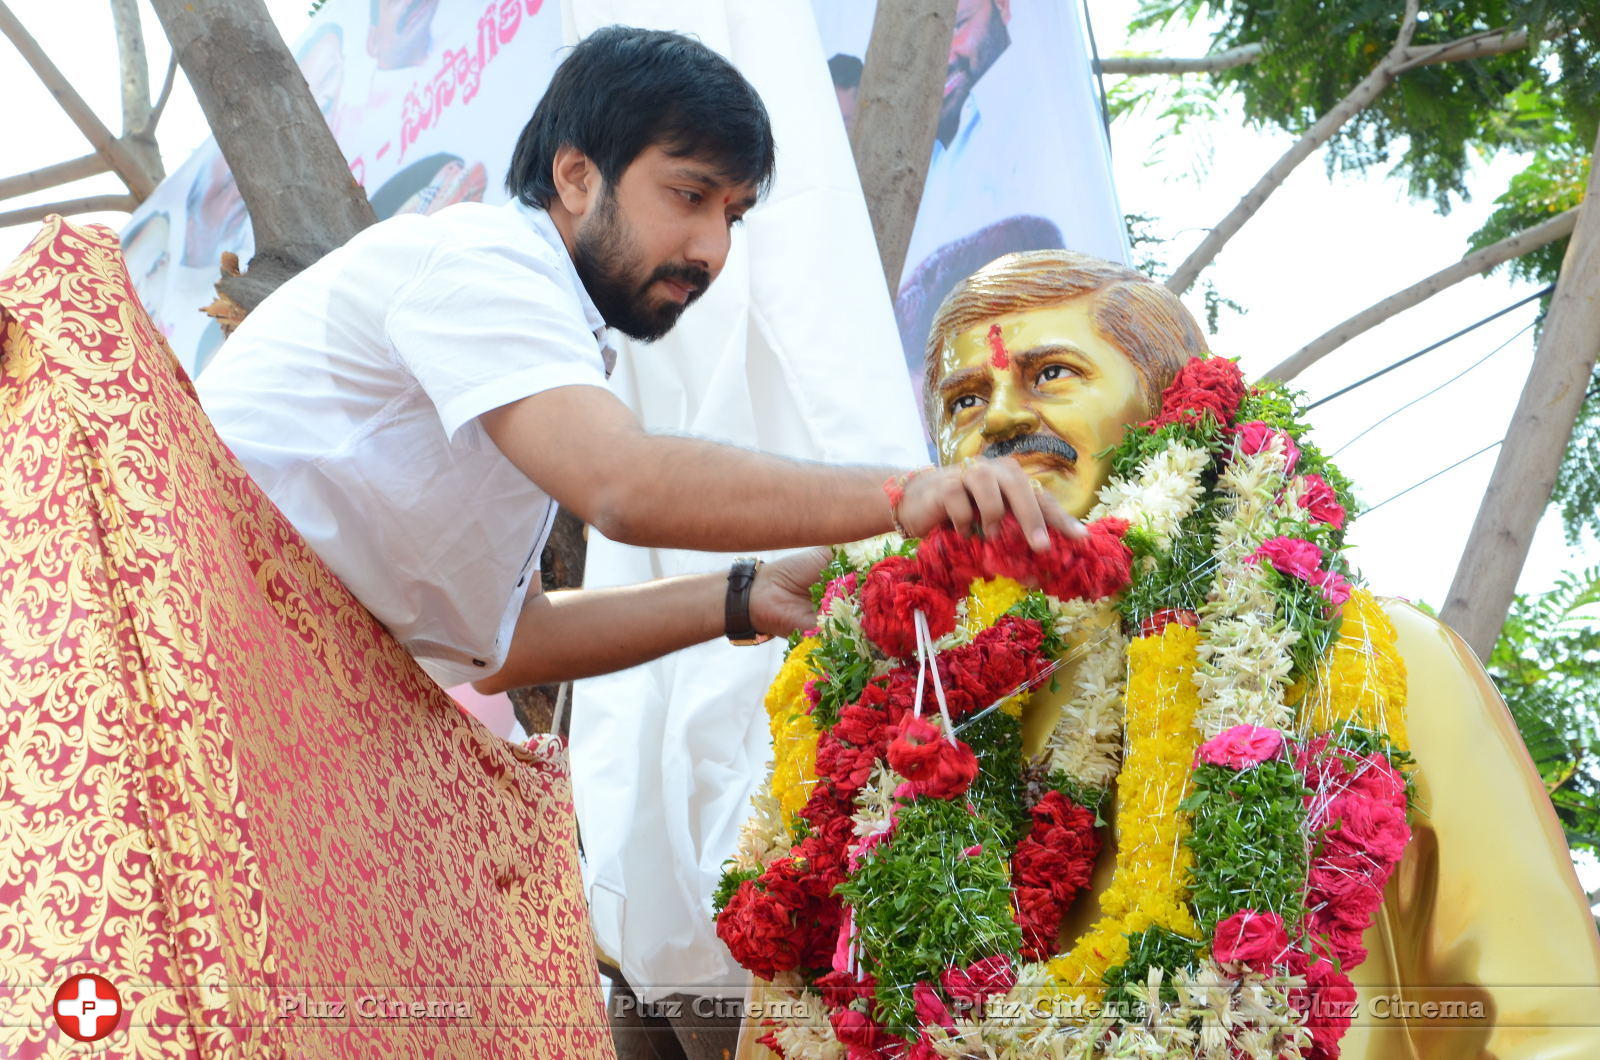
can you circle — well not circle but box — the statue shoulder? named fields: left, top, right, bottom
left=1371, top=595, right=1493, bottom=687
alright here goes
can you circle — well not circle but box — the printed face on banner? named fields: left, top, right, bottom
left=182, top=153, right=248, bottom=270
left=297, top=25, right=346, bottom=116
left=368, top=0, right=439, bottom=70
left=571, top=146, right=758, bottom=343
left=942, top=0, right=1011, bottom=142
left=370, top=153, right=488, bottom=219
left=934, top=298, right=1147, bottom=518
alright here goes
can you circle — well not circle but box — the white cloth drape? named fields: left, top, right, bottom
left=564, top=0, right=928, bottom=1001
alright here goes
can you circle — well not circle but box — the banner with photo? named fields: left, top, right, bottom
left=122, top=0, right=564, bottom=378
left=123, top=0, right=1125, bottom=421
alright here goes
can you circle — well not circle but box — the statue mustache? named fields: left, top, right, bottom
left=983, top=433, right=1078, bottom=465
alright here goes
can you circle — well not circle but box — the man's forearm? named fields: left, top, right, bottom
left=592, top=435, right=897, bottom=550
left=472, top=572, right=726, bottom=694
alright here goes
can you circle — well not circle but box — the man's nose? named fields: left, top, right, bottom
left=684, top=215, right=732, bottom=278
left=981, top=377, right=1039, bottom=442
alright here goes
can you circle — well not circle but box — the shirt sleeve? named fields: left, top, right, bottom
left=384, top=240, right=609, bottom=441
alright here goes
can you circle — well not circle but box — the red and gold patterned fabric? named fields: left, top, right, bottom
left=0, top=217, right=614, bottom=1058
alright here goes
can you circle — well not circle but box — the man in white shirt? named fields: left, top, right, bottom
left=199, top=25, right=1074, bottom=698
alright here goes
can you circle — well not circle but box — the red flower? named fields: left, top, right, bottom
left=1142, top=356, right=1247, bottom=431
left=913, top=981, right=956, bottom=1033
left=814, top=969, right=877, bottom=1010
left=1251, top=535, right=1324, bottom=582
left=1290, top=955, right=1359, bottom=1060
left=828, top=1008, right=882, bottom=1048
left=1211, top=909, right=1291, bottom=970
left=715, top=879, right=804, bottom=980
left=815, top=730, right=881, bottom=793
left=1138, top=607, right=1198, bottom=638
left=1011, top=791, right=1101, bottom=960
left=941, top=955, right=1016, bottom=1014
left=911, top=516, right=1133, bottom=603
left=1298, top=473, right=1347, bottom=529
left=860, top=555, right=957, bottom=659
left=886, top=714, right=979, bottom=799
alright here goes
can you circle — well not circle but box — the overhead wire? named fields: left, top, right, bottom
left=1361, top=439, right=1504, bottom=516
left=1306, top=284, right=1553, bottom=411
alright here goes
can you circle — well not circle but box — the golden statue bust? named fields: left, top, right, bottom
left=731, top=250, right=1600, bottom=1060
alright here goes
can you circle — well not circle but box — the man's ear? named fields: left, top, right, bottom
left=550, top=146, right=598, bottom=220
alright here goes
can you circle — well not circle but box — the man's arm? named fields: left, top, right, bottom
left=478, top=384, right=1076, bottom=552
left=472, top=547, right=829, bottom=694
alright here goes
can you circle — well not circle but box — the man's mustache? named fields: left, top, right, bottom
left=646, top=263, right=710, bottom=304
left=983, top=433, right=1078, bottom=465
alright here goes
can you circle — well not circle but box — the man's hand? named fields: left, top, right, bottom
left=896, top=456, right=1082, bottom=550
left=750, top=547, right=832, bottom=637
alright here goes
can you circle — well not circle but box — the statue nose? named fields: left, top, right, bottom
left=982, top=385, right=1040, bottom=441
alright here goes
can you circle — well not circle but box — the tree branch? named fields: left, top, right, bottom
left=0, top=1, right=157, bottom=199
left=0, top=154, right=112, bottom=201
left=144, top=53, right=178, bottom=137
left=1441, top=126, right=1600, bottom=661
left=1098, top=44, right=1263, bottom=75
left=108, top=0, right=164, bottom=182
left=1265, top=208, right=1579, bottom=381
left=0, top=194, right=138, bottom=229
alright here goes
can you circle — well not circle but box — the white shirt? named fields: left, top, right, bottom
left=198, top=200, right=614, bottom=687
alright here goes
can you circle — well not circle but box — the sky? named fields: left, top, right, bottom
left=2, top=0, right=1594, bottom=904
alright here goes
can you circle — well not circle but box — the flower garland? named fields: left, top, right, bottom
left=718, top=355, right=1413, bottom=1060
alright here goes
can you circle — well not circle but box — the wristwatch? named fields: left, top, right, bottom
left=725, top=557, right=772, bottom=646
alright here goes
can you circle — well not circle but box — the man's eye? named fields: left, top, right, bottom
left=678, top=189, right=703, bottom=205
left=950, top=394, right=983, bottom=412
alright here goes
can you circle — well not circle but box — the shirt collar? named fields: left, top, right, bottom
left=510, top=199, right=616, bottom=375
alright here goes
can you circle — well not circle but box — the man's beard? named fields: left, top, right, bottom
left=983, top=432, right=1078, bottom=467
left=572, top=190, right=710, bottom=343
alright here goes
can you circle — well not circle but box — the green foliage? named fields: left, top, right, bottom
left=1128, top=1, right=1596, bottom=211
left=1488, top=568, right=1600, bottom=858
left=840, top=793, right=1022, bottom=1035
left=1468, top=145, right=1589, bottom=285
left=1181, top=759, right=1312, bottom=932
left=1101, top=927, right=1202, bottom=1012
left=1551, top=367, right=1600, bottom=545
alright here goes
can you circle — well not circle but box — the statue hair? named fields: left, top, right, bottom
left=922, top=250, right=1208, bottom=426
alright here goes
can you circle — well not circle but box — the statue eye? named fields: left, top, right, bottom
left=950, top=394, right=983, bottom=412
left=1037, top=364, right=1074, bottom=384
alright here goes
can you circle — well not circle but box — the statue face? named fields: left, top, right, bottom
left=933, top=298, right=1151, bottom=519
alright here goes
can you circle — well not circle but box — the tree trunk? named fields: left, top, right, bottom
left=848, top=0, right=957, bottom=295
left=145, top=0, right=375, bottom=313
left=1265, top=208, right=1578, bottom=382
left=1440, top=129, right=1600, bottom=661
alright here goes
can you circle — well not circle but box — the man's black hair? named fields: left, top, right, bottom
left=827, top=53, right=863, bottom=90
left=506, top=25, right=776, bottom=209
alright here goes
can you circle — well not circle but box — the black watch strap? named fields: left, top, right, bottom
left=725, top=557, right=769, bottom=645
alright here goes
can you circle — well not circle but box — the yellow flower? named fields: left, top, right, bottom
left=1303, top=589, right=1410, bottom=753
left=765, top=638, right=821, bottom=824
left=964, top=576, right=1029, bottom=633
left=1048, top=625, right=1203, bottom=998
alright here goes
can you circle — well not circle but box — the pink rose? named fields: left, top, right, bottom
left=1211, top=909, right=1290, bottom=970
left=1196, top=724, right=1285, bottom=769
left=1251, top=536, right=1324, bottom=583
left=1235, top=421, right=1301, bottom=474
left=1298, top=474, right=1347, bottom=529
left=818, top=572, right=860, bottom=616
left=1315, top=569, right=1353, bottom=607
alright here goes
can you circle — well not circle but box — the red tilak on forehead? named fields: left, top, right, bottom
left=987, top=324, right=1010, bottom=369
